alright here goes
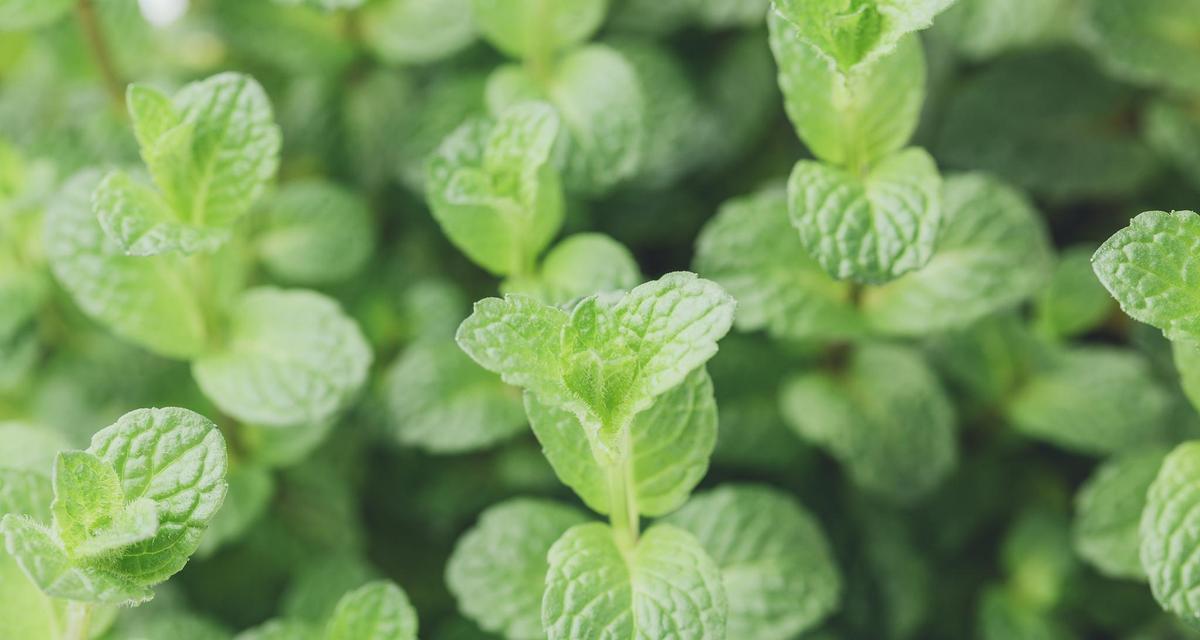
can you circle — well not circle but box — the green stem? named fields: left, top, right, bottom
left=605, top=432, right=639, bottom=551
left=75, top=0, right=125, bottom=112
left=63, top=601, right=92, bottom=640
left=524, top=0, right=554, bottom=88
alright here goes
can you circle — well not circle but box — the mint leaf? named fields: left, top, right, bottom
left=237, top=620, right=319, bottom=640
left=694, top=186, right=863, bottom=341
left=193, top=288, right=372, bottom=426
left=502, top=233, right=642, bottom=305
left=781, top=343, right=956, bottom=503
left=769, top=14, right=925, bottom=169
left=525, top=366, right=717, bottom=516
left=934, top=0, right=1075, bottom=60
left=1034, top=246, right=1113, bottom=340
left=446, top=498, right=589, bottom=639
left=1074, top=447, right=1168, bottom=580
left=542, top=523, right=727, bottom=639
left=1145, top=98, right=1200, bottom=192
left=0, top=0, right=73, bottom=30
left=665, top=485, right=842, bottom=640
left=1141, top=442, right=1200, bottom=626
left=361, top=0, right=475, bottom=64
left=455, top=294, right=571, bottom=408
left=861, top=173, right=1053, bottom=336
left=787, top=147, right=942, bottom=283
left=50, top=450, right=126, bottom=555
left=324, top=581, right=418, bottom=640
left=257, top=180, right=375, bottom=285
left=94, top=170, right=230, bottom=257
left=470, top=0, right=606, bottom=59
left=1093, top=211, right=1200, bottom=342
left=71, top=498, right=158, bottom=561
left=1081, top=0, right=1200, bottom=94
left=0, top=469, right=52, bottom=521
left=770, top=0, right=954, bottom=70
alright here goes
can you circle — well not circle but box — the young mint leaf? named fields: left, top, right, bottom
left=46, top=170, right=209, bottom=359
left=257, top=180, right=375, bottom=285
left=94, top=170, right=231, bottom=257
left=192, top=288, right=372, bottom=426
left=470, top=0, right=606, bottom=59
left=769, top=15, right=925, bottom=170
left=781, top=343, right=957, bottom=503
left=487, top=46, right=644, bottom=195
left=1034, top=246, right=1113, bottom=340
left=665, top=485, right=842, bottom=640
left=360, top=0, right=475, bottom=65
left=525, top=366, right=717, bottom=516
left=324, top=580, right=418, bottom=640
left=770, top=0, right=954, bottom=70
left=384, top=339, right=526, bottom=454
left=446, top=498, right=590, bottom=639
left=1093, top=211, right=1200, bottom=342
left=502, top=233, right=642, bottom=305
left=71, top=498, right=158, bottom=561
left=127, top=84, right=181, bottom=152
left=694, top=186, right=864, bottom=341
left=1074, top=447, right=1168, bottom=580
left=542, top=523, right=727, bottom=639
left=861, top=173, right=1053, bottom=336
left=50, top=450, right=125, bottom=555
left=1141, top=442, right=1200, bottom=627
left=787, top=147, right=942, bottom=283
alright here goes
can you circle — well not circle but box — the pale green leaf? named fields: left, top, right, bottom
left=665, top=485, right=841, bottom=640
left=361, top=0, right=475, bottom=64
left=470, top=0, right=606, bottom=59
left=502, top=233, right=641, bottom=305
left=693, top=186, right=863, bottom=341
left=525, top=366, right=717, bottom=516
left=94, top=170, right=230, bottom=257
left=1141, top=441, right=1200, bottom=627
left=1074, top=447, right=1168, bottom=580
left=127, top=84, right=180, bottom=153
left=770, top=0, right=954, bottom=70
left=456, top=293, right=571, bottom=408
left=0, top=469, right=52, bottom=522
left=542, top=523, right=727, bottom=640
left=0, top=0, right=72, bottom=30
left=51, top=450, right=125, bottom=555
left=446, top=498, right=590, bottom=639
left=787, top=147, right=942, bottom=283
left=0, top=423, right=67, bottom=473
left=72, top=498, right=158, bottom=561
left=862, top=173, right=1052, bottom=336
left=193, top=288, right=372, bottom=426
left=0, top=547, right=56, bottom=640
left=769, top=15, right=925, bottom=169
left=1034, top=246, right=1113, bottom=340
left=325, top=580, right=418, bottom=640
left=257, top=180, right=374, bottom=285
left=781, top=343, right=957, bottom=503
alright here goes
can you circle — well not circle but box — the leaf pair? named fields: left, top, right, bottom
left=771, top=0, right=954, bottom=71
left=0, top=408, right=228, bottom=605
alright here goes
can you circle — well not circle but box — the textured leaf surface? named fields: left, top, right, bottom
left=51, top=450, right=126, bottom=555
left=542, top=523, right=727, bottom=640
left=1142, top=442, right=1200, bottom=626
left=257, top=180, right=374, bottom=285
left=0, top=515, right=150, bottom=603
left=193, top=288, right=372, bottom=426
left=525, top=366, right=717, bottom=516
left=1093, top=211, right=1200, bottom=342
left=665, top=485, right=841, bottom=640
left=694, top=186, right=863, bottom=341
left=325, top=581, right=418, bottom=640
left=771, top=0, right=954, bottom=69
left=94, top=170, right=230, bottom=257
left=788, top=147, right=941, bottom=283
left=861, top=173, right=1052, bottom=335
left=447, top=499, right=589, bottom=639
left=781, top=343, right=956, bottom=503
left=1074, top=447, right=1167, bottom=580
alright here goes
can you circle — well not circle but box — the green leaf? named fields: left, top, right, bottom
left=525, top=366, right=717, bottom=516
left=861, top=173, right=1052, bottom=336
left=1145, top=98, right=1200, bottom=192
left=446, top=498, right=590, bottom=639
left=94, top=170, right=231, bottom=257
left=694, top=186, right=863, bottom=341
left=1082, top=0, right=1200, bottom=94
left=193, top=288, right=372, bottom=426
left=50, top=450, right=125, bottom=555
left=1094, top=211, right=1200, bottom=342
left=384, top=339, right=526, bottom=454
left=257, top=179, right=375, bottom=285
left=542, top=523, right=727, bottom=639
left=46, top=170, right=209, bottom=359
left=325, top=581, right=418, bottom=640
left=0, top=423, right=68, bottom=474
left=427, top=103, right=564, bottom=276
left=770, top=0, right=954, bottom=70
left=236, top=620, right=319, bottom=640
left=0, top=0, right=73, bottom=30
left=501, top=233, right=642, bottom=305
left=934, top=0, right=1075, bottom=60
left=1141, top=441, right=1200, bottom=627
left=977, top=587, right=1070, bottom=640
left=470, top=0, right=606, bottom=59
left=487, top=46, right=644, bottom=195
left=360, top=0, right=475, bottom=64
left=1007, top=347, right=1171, bottom=456
left=0, top=469, right=52, bottom=522
left=1033, top=246, right=1113, bottom=340
left=1074, top=447, right=1168, bottom=580
left=665, top=485, right=841, bottom=640
left=127, top=84, right=181, bottom=153
left=197, top=463, right=274, bottom=557
left=0, top=546, right=57, bottom=640
left=71, top=498, right=158, bottom=561
left=787, top=147, right=942, bottom=283
left=769, top=15, right=925, bottom=169
left=780, top=343, right=957, bottom=503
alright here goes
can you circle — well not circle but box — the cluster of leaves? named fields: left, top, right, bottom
left=3, top=0, right=1200, bottom=638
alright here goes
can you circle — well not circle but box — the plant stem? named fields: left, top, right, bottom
left=605, top=431, right=639, bottom=551
left=63, top=601, right=92, bottom=640
left=76, top=0, right=125, bottom=111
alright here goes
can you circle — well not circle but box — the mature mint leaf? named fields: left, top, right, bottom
left=360, top=0, right=475, bottom=65
left=781, top=343, right=957, bottom=503
left=487, top=46, right=644, bottom=195
left=770, top=0, right=954, bottom=70
left=1081, top=0, right=1200, bottom=94
left=1094, top=211, right=1200, bottom=342
left=861, top=173, right=1052, bottom=336
left=542, top=523, right=727, bottom=639
left=1034, top=246, right=1113, bottom=340
left=45, top=170, right=210, bottom=359
left=525, top=366, right=717, bottom=516
left=257, top=180, right=375, bottom=285
left=502, top=233, right=642, bottom=305
left=1141, top=442, right=1200, bottom=627
left=665, top=485, right=841, bottom=640
left=694, top=186, right=864, bottom=341
left=1074, top=447, right=1168, bottom=580
left=384, top=339, right=526, bottom=454
left=193, top=288, right=372, bottom=426
left=1008, top=347, right=1170, bottom=456
left=470, top=0, right=606, bottom=59
left=770, top=15, right=925, bottom=170
left=788, top=147, right=942, bottom=283
left=446, top=498, right=590, bottom=639
left=325, top=581, right=418, bottom=640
